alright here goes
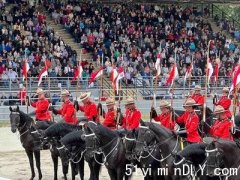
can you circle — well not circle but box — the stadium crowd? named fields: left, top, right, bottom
left=45, top=0, right=240, bottom=87
left=0, top=0, right=239, bottom=93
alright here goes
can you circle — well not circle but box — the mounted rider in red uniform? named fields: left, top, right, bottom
left=191, top=85, right=204, bottom=106
left=50, top=89, right=78, bottom=125
left=29, top=88, right=51, bottom=122
left=213, top=87, right=232, bottom=118
left=121, top=98, right=141, bottom=130
left=151, top=100, right=176, bottom=130
left=101, top=98, right=116, bottom=130
left=75, top=92, right=98, bottom=122
left=176, top=98, right=202, bottom=143
left=203, top=105, right=233, bottom=141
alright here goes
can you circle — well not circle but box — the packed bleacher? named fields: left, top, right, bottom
left=44, top=0, right=239, bottom=87
left=0, top=1, right=88, bottom=87
left=0, top=0, right=239, bottom=93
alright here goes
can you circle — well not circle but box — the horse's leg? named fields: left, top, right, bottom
left=78, top=157, right=84, bottom=180
left=26, top=150, right=35, bottom=180
left=93, top=161, right=101, bottom=180
left=107, top=169, right=117, bottom=180
left=34, top=150, right=42, bottom=180
left=51, top=152, right=58, bottom=180
left=88, top=162, right=93, bottom=180
left=70, top=162, right=78, bottom=180
left=61, top=159, right=69, bottom=180
left=117, top=167, right=125, bottom=180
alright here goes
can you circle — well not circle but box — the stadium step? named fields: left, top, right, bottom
left=102, top=76, right=138, bottom=100
left=206, top=17, right=240, bottom=45
left=45, top=12, right=93, bottom=60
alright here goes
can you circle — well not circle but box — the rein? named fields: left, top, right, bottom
left=150, top=136, right=179, bottom=163
left=94, top=138, right=121, bottom=165
left=134, top=125, right=180, bottom=163
left=19, top=122, right=33, bottom=137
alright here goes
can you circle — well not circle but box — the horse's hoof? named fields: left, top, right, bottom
left=62, top=176, right=67, bottom=180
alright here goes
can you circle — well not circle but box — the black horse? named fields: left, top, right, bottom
left=9, top=106, right=42, bottom=180
left=59, top=130, right=85, bottom=180
left=60, top=129, right=103, bottom=180
left=43, top=122, right=84, bottom=180
left=83, top=121, right=131, bottom=180
left=127, top=121, right=165, bottom=180
left=148, top=122, right=181, bottom=180
left=173, top=143, right=220, bottom=180
left=205, top=138, right=240, bottom=180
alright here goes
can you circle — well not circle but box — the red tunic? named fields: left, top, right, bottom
left=31, top=98, right=51, bottom=121
left=154, top=112, right=175, bottom=130
left=209, top=118, right=233, bottom=141
left=79, top=101, right=98, bottom=121
left=18, top=90, right=26, bottom=105
left=176, top=111, right=202, bottom=143
left=191, top=94, right=204, bottom=105
left=215, top=96, right=232, bottom=118
left=122, top=109, right=141, bottom=130
left=102, top=110, right=116, bottom=129
left=57, top=100, right=78, bottom=125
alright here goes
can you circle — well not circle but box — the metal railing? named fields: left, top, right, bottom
left=0, top=76, right=233, bottom=92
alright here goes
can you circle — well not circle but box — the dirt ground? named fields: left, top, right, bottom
left=0, top=127, right=144, bottom=180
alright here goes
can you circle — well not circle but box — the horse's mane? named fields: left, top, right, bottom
left=35, top=121, right=55, bottom=130
left=88, top=122, right=118, bottom=138
left=61, top=130, right=85, bottom=146
left=216, top=138, right=239, bottom=149
left=179, top=143, right=207, bottom=158
left=19, top=110, right=34, bottom=124
left=44, top=123, right=81, bottom=138
left=205, top=106, right=213, bottom=115
left=149, top=122, right=173, bottom=138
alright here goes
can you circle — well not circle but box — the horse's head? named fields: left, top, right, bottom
left=9, top=106, right=21, bottom=133
left=124, top=129, right=138, bottom=160
left=205, top=140, right=224, bottom=176
left=135, top=120, right=156, bottom=157
left=82, top=121, right=100, bottom=151
left=57, top=143, right=72, bottom=165
left=59, top=130, right=85, bottom=164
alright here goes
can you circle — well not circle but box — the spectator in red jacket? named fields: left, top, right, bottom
left=213, top=87, right=232, bottom=118
left=77, top=92, right=98, bottom=121
left=209, top=105, right=233, bottom=141
left=151, top=100, right=176, bottom=130
left=176, top=98, right=202, bottom=143
left=18, top=86, right=26, bottom=105
left=121, top=98, right=141, bottom=130
left=51, top=89, right=78, bottom=125
left=101, top=98, right=116, bottom=129
left=191, top=85, right=204, bottom=106
left=30, top=88, right=51, bottom=121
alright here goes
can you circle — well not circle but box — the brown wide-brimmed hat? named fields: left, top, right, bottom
left=105, top=98, right=115, bottom=106
left=60, top=89, right=70, bottom=96
left=36, top=88, right=44, bottom=95
left=125, top=97, right=135, bottom=105
left=222, top=87, right=229, bottom=93
left=78, top=92, right=91, bottom=102
left=183, top=98, right=197, bottom=107
left=194, top=85, right=201, bottom=91
left=159, top=100, right=171, bottom=108
left=214, top=105, right=225, bottom=114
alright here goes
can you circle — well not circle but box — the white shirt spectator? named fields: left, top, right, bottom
left=7, top=69, right=18, bottom=81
